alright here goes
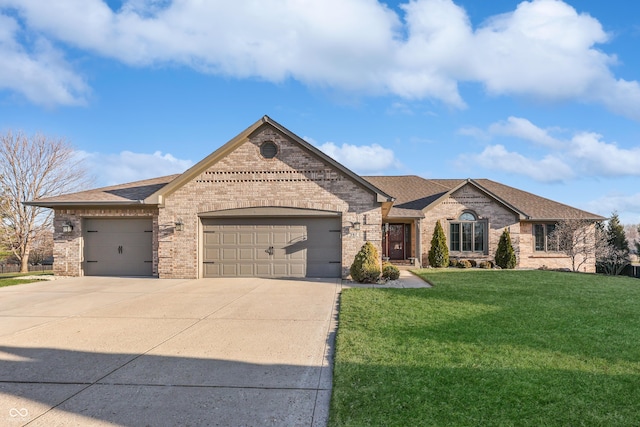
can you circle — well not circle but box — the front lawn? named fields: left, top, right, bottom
left=329, top=270, right=640, bottom=426
left=0, top=271, right=52, bottom=288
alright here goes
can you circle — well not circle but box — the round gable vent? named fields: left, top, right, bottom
left=260, top=141, right=278, bottom=159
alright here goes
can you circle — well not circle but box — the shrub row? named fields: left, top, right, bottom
left=449, top=259, right=495, bottom=269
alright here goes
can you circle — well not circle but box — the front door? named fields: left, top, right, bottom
left=388, top=224, right=405, bottom=260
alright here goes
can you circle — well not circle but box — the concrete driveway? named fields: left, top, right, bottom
left=0, top=276, right=340, bottom=426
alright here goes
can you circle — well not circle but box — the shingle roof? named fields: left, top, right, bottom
left=472, top=179, right=605, bottom=220
left=26, top=174, right=179, bottom=207
left=27, top=170, right=605, bottom=222
left=364, top=175, right=604, bottom=221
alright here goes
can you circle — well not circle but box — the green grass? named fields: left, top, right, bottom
left=0, top=271, right=52, bottom=288
left=329, top=269, right=640, bottom=427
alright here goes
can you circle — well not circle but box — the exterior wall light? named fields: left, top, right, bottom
left=352, top=221, right=361, bottom=231
left=175, top=219, right=184, bottom=232
left=62, top=221, right=74, bottom=233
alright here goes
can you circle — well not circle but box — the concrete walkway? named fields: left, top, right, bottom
left=0, top=277, right=340, bottom=426
left=342, top=267, right=432, bottom=289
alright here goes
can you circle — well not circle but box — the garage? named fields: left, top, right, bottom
left=202, top=211, right=341, bottom=278
left=83, top=218, right=153, bottom=276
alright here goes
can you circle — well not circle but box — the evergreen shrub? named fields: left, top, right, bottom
left=350, top=241, right=381, bottom=283
left=381, top=263, right=400, bottom=280
left=428, top=220, right=449, bottom=267
left=495, top=229, right=517, bottom=269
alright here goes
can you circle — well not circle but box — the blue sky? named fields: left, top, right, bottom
left=1, top=0, right=639, bottom=223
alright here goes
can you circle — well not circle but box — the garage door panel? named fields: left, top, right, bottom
left=273, top=264, right=288, bottom=276
left=204, top=232, right=219, bottom=245
left=202, top=216, right=341, bottom=278
left=239, top=264, right=254, bottom=276
left=238, top=232, right=254, bottom=244
left=204, top=263, right=220, bottom=276
left=238, top=248, right=253, bottom=259
left=203, top=246, right=220, bottom=262
left=222, top=234, right=237, bottom=245
left=289, top=264, right=305, bottom=276
left=221, top=248, right=237, bottom=260
left=272, top=248, right=288, bottom=260
left=255, top=264, right=270, bottom=276
left=255, top=233, right=270, bottom=245
left=222, top=264, right=238, bottom=276
left=272, top=230, right=288, bottom=244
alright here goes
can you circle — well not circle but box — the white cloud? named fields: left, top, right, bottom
left=488, top=117, right=561, bottom=148
left=0, top=13, right=89, bottom=106
left=0, top=0, right=638, bottom=117
left=317, top=142, right=402, bottom=174
left=569, top=132, right=640, bottom=176
left=464, top=144, right=574, bottom=182
left=77, top=150, right=193, bottom=186
left=585, top=192, right=640, bottom=224
left=460, top=116, right=640, bottom=181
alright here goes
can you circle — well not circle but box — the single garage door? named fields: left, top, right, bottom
left=202, top=217, right=341, bottom=278
left=83, top=218, right=153, bottom=276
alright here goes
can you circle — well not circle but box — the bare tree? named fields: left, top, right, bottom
left=548, top=218, right=596, bottom=272
left=29, top=228, right=54, bottom=265
left=0, top=131, right=90, bottom=273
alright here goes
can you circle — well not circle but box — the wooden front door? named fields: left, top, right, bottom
left=388, top=224, right=405, bottom=260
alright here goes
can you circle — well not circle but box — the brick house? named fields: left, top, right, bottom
left=28, top=116, right=604, bottom=278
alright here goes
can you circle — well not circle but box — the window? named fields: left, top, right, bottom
left=533, top=224, right=559, bottom=252
left=449, top=212, right=486, bottom=253
left=260, top=141, right=278, bottom=159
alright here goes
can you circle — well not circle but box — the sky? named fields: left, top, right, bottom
left=0, top=0, right=639, bottom=224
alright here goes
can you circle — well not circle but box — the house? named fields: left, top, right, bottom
left=364, top=176, right=604, bottom=272
left=28, top=116, right=604, bottom=278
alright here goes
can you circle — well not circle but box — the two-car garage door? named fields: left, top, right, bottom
left=202, top=216, right=342, bottom=278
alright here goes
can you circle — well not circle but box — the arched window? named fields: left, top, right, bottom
left=449, top=211, right=487, bottom=253
left=459, top=212, right=476, bottom=221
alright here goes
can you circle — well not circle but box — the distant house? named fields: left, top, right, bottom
left=27, top=116, right=604, bottom=278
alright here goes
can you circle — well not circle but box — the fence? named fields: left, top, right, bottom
left=0, top=264, right=52, bottom=274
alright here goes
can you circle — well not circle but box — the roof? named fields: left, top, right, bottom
left=24, top=175, right=179, bottom=207
left=363, top=175, right=605, bottom=221
left=26, top=116, right=393, bottom=208
left=144, top=115, right=393, bottom=205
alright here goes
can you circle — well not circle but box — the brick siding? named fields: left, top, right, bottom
left=157, top=127, right=380, bottom=278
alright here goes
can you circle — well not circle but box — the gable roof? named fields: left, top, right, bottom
left=144, top=115, right=393, bottom=205
left=24, top=174, right=179, bottom=208
left=364, top=175, right=605, bottom=221
left=26, top=116, right=393, bottom=208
